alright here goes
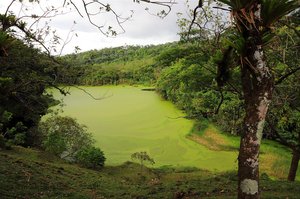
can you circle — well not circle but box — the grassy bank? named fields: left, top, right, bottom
left=1, top=146, right=300, bottom=199
left=187, top=121, right=300, bottom=180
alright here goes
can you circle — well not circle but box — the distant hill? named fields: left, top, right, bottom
left=57, top=41, right=205, bottom=86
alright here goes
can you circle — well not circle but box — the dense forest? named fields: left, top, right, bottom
left=58, top=23, right=299, bottom=145
left=1, top=0, right=300, bottom=198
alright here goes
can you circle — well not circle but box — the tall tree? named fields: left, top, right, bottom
left=0, top=33, right=58, bottom=146
left=265, top=13, right=300, bottom=181
left=212, top=0, right=299, bottom=198
left=0, top=2, right=62, bottom=146
left=178, top=0, right=300, bottom=198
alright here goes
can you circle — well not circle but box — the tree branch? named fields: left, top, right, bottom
left=4, top=0, right=16, bottom=16
left=70, top=0, right=84, bottom=18
left=279, top=20, right=300, bottom=38
left=188, top=0, right=203, bottom=36
left=215, top=88, right=224, bottom=114
left=276, top=66, right=300, bottom=85
left=73, top=86, right=113, bottom=100
left=135, top=0, right=177, bottom=18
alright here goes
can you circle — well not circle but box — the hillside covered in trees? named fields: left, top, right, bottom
left=1, top=0, right=300, bottom=198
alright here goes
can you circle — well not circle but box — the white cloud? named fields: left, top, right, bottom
left=1, top=0, right=194, bottom=54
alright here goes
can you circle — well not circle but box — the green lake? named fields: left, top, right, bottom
left=53, top=86, right=238, bottom=171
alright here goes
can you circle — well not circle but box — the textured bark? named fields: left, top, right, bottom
left=236, top=1, right=274, bottom=199
left=288, top=149, right=300, bottom=181
left=238, top=59, right=273, bottom=198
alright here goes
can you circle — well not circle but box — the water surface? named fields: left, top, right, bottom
left=53, top=86, right=237, bottom=170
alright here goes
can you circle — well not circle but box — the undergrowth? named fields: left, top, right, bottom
left=0, top=146, right=299, bottom=199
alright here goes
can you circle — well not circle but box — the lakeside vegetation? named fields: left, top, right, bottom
left=1, top=146, right=300, bottom=199
left=1, top=1, right=299, bottom=198
left=1, top=37, right=299, bottom=197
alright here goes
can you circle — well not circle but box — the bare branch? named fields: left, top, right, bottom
left=15, top=23, right=52, bottom=55
left=63, top=0, right=67, bottom=7
left=70, top=0, right=84, bottom=18
left=50, top=84, right=70, bottom=96
left=135, top=0, right=177, bottom=18
left=212, top=6, right=230, bottom=12
left=276, top=66, right=300, bottom=85
left=59, top=22, right=76, bottom=55
left=188, top=0, right=203, bottom=36
left=76, top=0, right=133, bottom=37
left=215, top=88, right=224, bottom=114
left=4, top=0, right=16, bottom=16
left=73, top=86, right=113, bottom=100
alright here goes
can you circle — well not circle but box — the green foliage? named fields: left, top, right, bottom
left=39, top=116, right=94, bottom=160
left=76, top=146, right=106, bottom=169
left=214, top=92, right=244, bottom=135
left=156, top=48, right=243, bottom=131
left=0, top=110, right=28, bottom=146
left=261, top=0, right=299, bottom=28
left=0, top=147, right=299, bottom=198
left=58, top=42, right=210, bottom=86
left=155, top=43, right=200, bottom=67
left=265, top=11, right=300, bottom=147
left=42, top=131, right=67, bottom=156
left=0, top=33, right=58, bottom=147
left=222, top=31, right=245, bottom=54
left=0, top=134, right=7, bottom=149
left=0, top=31, right=15, bottom=56
left=131, top=151, right=155, bottom=167
left=59, top=44, right=166, bottom=85
left=277, top=109, right=300, bottom=147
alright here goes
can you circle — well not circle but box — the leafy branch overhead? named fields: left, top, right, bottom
left=214, top=0, right=299, bottom=88
left=1, top=0, right=178, bottom=55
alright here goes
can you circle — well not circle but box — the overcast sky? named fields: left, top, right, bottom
left=0, top=0, right=197, bottom=55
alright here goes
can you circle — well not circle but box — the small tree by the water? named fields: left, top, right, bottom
left=131, top=151, right=155, bottom=172
left=39, top=116, right=94, bottom=160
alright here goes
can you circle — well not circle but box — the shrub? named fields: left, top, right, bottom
left=42, top=131, right=66, bottom=155
left=76, top=146, right=106, bottom=169
left=0, top=110, right=27, bottom=147
left=39, top=116, right=94, bottom=160
left=0, top=134, right=6, bottom=149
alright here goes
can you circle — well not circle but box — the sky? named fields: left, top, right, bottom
left=0, top=0, right=197, bottom=55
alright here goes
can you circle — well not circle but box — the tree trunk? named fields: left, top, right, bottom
left=237, top=2, right=274, bottom=198
left=288, top=149, right=300, bottom=181
left=238, top=61, right=273, bottom=198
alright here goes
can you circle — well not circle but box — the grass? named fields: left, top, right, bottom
left=1, top=146, right=300, bottom=199
left=187, top=122, right=236, bottom=151
left=188, top=120, right=300, bottom=180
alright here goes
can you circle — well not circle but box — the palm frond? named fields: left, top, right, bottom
left=262, top=32, right=276, bottom=46
left=261, top=0, right=299, bottom=27
left=218, top=0, right=256, bottom=10
left=223, top=32, right=245, bottom=54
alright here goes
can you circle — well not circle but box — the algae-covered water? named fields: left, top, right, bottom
left=53, top=86, right=237, bottom=171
